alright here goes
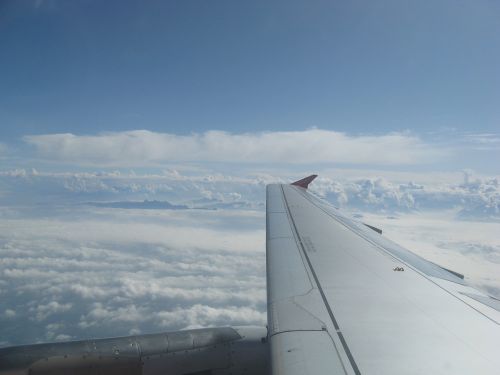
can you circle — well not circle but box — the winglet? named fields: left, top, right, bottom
left=291, top=175, right=318, bottom=189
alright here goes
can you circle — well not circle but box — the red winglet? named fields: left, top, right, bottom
left=291, top=174, right=318, bottom=189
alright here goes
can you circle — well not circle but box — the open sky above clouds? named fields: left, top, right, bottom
left=0, top=0, right=499, bottom=347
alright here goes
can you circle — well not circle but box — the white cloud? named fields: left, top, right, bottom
left=462, top=133, right=500, bottom=150
left=156, top=304, right=266, bottom=329
left=0, top=166, right=498, bottom=348
left=33, top=301, right=73, bottom=321
left=0, top=168, right=498, bottom=219
left=0, top=205, right=266, bottom=346
left=311, top=174, right=500, bottom=220
left=23, top=129, right=448, bottom=166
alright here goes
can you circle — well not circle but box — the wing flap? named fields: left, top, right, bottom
left=267, top=237, right=312, bottom=301
left=267, top=184, right=359, bottom=374
left=270, top=331, right=346, bottom=375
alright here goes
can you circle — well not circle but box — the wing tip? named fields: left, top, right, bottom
left=291, top=174, right=318, bottom=189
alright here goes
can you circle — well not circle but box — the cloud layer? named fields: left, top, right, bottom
left=0, top=167, right=499, bottom=347
left=0, top=206, right=266, bottom=346
left=312, top=174, right=500, bottom=220
left=1, top=168, right=498, bottom=220
left=23, top=129, right=448, bottom=166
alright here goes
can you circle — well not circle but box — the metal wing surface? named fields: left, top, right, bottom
left=266, top=181, right=500, bottom=375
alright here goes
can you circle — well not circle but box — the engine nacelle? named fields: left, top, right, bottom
left=0, top=326, right=269, bottom=375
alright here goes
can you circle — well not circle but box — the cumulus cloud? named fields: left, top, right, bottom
left=0, top=205, right=266, bottom=346
left=23, top=129, right=448, bottom=166
left=156, top=304, right=265, bottom=329
left=4, top=309, right=16, bottom=318
left=0, top=168, right=271, bottom=209
left=0, top=168, right=499, bottom=219
left=33, top=301, right=72, bottom=322
left=6, top=169, right=500, bottom=220
left=311, top=174, right=500, bottom=220
left=0, top=166, right=499, bottom=348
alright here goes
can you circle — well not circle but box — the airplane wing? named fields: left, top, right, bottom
left=267, top=176, right=500, bottom=374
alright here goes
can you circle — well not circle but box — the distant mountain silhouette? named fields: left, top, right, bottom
left=87, top=198, right=264, bottom=211
left=189, top=197, right=263, bottom=210
left=87, top=200, right=188, bottom=210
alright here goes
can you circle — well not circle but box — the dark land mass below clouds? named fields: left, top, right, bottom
left=84, top=199, right=255, bottom=211
left=85, top=198, right=265, bottom=211
left=86, top=200, right=189, bottom=210
left=188, top=197, right=264, bottom=210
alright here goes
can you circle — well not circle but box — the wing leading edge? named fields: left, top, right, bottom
left=266, top=178, right=500, bottom=375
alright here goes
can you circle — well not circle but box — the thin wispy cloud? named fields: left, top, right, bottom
left=461, top=133, right=500, bottom=150
left=0, top=142, right=7, bottom=156
left=23, top=129, right=449, bottom=166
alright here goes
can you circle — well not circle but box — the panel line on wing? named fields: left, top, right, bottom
left=274, top=187, right=316, bottom=288
left=280, top=185, right=362, bottom=375
left=292, top=186, right=500, bottom=326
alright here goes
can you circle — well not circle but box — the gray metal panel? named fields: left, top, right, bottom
left=215, top=327, right=269, bottom=375
left=268, top=299, right=326, bottom=336
left=267, top=237, right=312, bottom=302
left=142, top=345, right=229, bottom=375
left=271, top=184, right=500, bottom=374
left=300, top=188, right=467, bottom=285
left=267, top=213, right=294, bottom=239
left=266, top=184, right=286, bottom=213
left=270, top=331, right=346, bottom=375
left=137, top=334, right=168, bottom=356
left=266, top=184, right=354, bottom=375
left=460, top=292, right=500, bottom=313
left=0, top=327, right=243, bottom=375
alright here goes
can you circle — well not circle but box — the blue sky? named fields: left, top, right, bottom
left=1, top=0, right=500, bottom=142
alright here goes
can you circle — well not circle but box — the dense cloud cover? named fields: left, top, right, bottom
left=0, top=168, right=499, bottom=347
left=1, top=169, right=499, bottom=219
left=0, top=206, right=266, bottom=346
left=312, top=174, right=500, bottom=220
